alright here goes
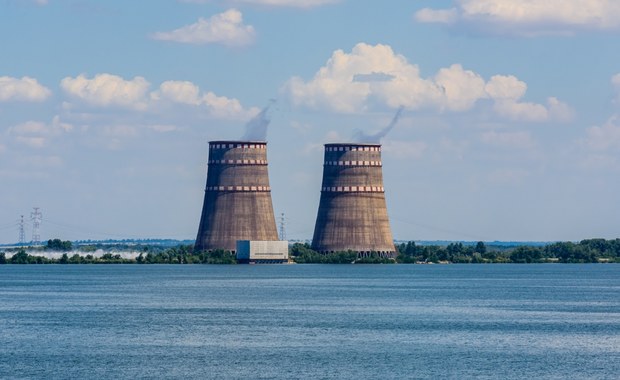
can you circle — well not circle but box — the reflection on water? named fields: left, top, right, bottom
left=0, top=264, right=618, bottom=379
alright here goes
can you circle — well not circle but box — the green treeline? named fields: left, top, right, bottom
left=289, top=239, right=620, bottom=264
left=395, top=239, right=620, bottom=263
left=290, top=243, right=395, bottom=264
left=0, top=245, right=236, bottom=265
left=1, top=238, right=619, bottom=264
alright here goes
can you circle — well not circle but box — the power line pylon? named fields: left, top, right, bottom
left=18, top=215, right=26, bottom=245
left=30, top=207, right=42, bottom=245
left=279, top=212, right=286, bottom=241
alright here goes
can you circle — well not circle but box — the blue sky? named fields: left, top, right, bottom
left=1, top=0, right=620, bottom=243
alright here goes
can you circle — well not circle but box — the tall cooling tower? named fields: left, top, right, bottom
left=195, top=141, right=278, bottom=252
left=311, top=143, right=396, bottom=258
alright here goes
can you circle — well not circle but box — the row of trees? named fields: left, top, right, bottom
left=396, top=239, right=620, bottom=263
left=2, top=239, right=619, bottom=264
left=0, top=246, right=236, bottom=265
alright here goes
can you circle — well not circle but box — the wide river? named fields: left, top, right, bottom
left=0, top=264, right=618, bottom=379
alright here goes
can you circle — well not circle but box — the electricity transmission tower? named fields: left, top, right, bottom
left=30, top=207, right=42, bottom=245
left=279, top=213, right=286, bottom=241
left=18, top=215, right=26, bottom=245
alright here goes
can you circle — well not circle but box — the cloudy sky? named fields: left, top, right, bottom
left=1, top=0, right=620, bottom=244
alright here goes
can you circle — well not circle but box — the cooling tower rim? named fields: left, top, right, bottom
left=324, top=142, right=381, bottom=147
left=209, top=140, right=267, bottom=144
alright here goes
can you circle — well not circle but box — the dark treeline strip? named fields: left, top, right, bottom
left=0, top=246, right=236, bottom=265
left=395, top=239, right=620, bottom=263
left=1, top=239, right=619, bottom=264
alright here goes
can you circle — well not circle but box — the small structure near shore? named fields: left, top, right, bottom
left=236, top=240, right=289, bottom=264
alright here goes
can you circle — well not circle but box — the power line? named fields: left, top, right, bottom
left=30, top=207, right=42, bottom=245
left=19, top=215, right=26, bottom=245
left=279, top=212, right=286, bottom=241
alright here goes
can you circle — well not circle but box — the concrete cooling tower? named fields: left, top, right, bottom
left=195, top=141, right=278, bottom=252
left=311, top=143, right=396, bottom=258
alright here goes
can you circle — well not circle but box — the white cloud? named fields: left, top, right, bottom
left=577, top=116, right=620, bottom=171
left=582, top=116, right=620, bottom=151
left=180, top=0, right=339, bottom=7
left=9, top=121, right=48, bottom=135
left=15, top=136, right=47, bottom=149
left=151, top=9, right=255, bottom=46
left=60, top=74, right=256, bottom=120
left=6, top=117, right=74, bottom=149
left=481, top=130, right=536, bottom=150
left=414, top=0, right=620, bottom=36
left=492, top=99, right=547, bottom=122
left=61, top=73, right=150, bottom=109
left=414, top=8, right=458, bottom=24
left=485, top=75, right=526, bottom=100
left=152, top=80, right=202, bottom=105
left=202, top=91, right=257, bottom=119
left=485, top=76, right=573, bottom=121
left=151, top=80, right=258, bottom=119
left=283, top=43, right=570, bottom=121
left=434, top=64, right=487, bottom=111
left=0, top=76, right=51, bottom=102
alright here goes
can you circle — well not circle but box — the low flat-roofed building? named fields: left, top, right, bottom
left=236, top=240, right=289, bottom=264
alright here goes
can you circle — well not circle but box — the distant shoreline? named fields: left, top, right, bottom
left=1, top=238, right=618, bottom=264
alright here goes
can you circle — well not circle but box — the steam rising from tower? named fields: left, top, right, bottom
left=241, top=101, right=274, bottom=141
left=353, top=106, right=404, bottom=143
left=311, top=143, right=396, bottom=257
left=195, top=140, right=279, bottom=252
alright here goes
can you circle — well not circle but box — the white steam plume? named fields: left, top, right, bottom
left=241, top=100, right=275, bottom=141
left=353, top=106, right=404, bottom=143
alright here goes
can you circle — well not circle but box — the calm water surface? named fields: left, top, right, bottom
left=0, top=264, right=618, bottom=379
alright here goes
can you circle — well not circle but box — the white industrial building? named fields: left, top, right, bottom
left=236, top=240, right=289, bottom=264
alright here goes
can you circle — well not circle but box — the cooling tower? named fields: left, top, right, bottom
left=195, top=141, right=279, bottom=252
left=311, top=143, right=396, bottom=258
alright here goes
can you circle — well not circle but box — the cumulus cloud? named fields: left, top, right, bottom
left=283, top=42, right=571, bottom=121
left=414, top=8, right=458, bottom=24
left=485, top=75, right=573, bottom=121
left=151, top=80, right=258, bottom=119
left=0, top=76, right=51, bottom=102
left=60, top=73, right=256, bottom=120
left=414, top=0, right=620, bottom=36
left=582, top=116, right=620, bottom=151
left=151, top=9, right=255, bottom=46
left=6, top=117, right=74, bottom=149
left=61, top=74, right=150, bottom=110
left=577, top=116, right=620, bottom=171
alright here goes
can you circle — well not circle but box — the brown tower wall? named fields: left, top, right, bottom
left=195, top=141, right=278, bottom=252
left=311, top=143, right=396, bottom=257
